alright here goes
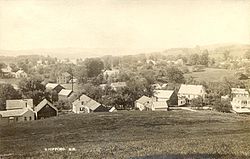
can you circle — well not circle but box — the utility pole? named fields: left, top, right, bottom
left=70, top=67, right=74, bottom=92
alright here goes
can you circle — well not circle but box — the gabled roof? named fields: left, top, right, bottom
left=0, top=108, right=34, bottom=117
left=152, top=101, right=168, bottom=109
left=111, top=82, right=127, bottom=88
left=103, top=69, right=119, bottom=75
left=161, top=83, right=168, bottom=88
left=93, top=105, right=111, bottom=112
left=6, top=99, right=33, bottom=110
left=136, top=96, right=153, bottom=109
left=61, top=72, right=71, bottom=77
left=34, top=99, right=58, bottom=112
left=136, top=96, right=152, bottom=105
left=154, top=90, right=174, bottom=99
left=73, top=94, right=101, bottom=111
left=46, top=83, right=64, bottom=90
left=16, top=70, right=26, bottom=74
left=100, top=84, right=107, bottom=88
left=233, top=96, right=250, bottom=101
left=58, top=89, right=73, bottom=97
left=1, top=66, right=12, bottom=73
left=178, top=84, right=205, bottom=95
left=231, top=88, right=249, bottom=94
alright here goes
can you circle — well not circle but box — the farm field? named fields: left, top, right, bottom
left=185, top=68, right=236, bottom=82
left=1, top=110, right=250, bottom=158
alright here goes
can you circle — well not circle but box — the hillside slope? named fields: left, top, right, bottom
left=1, top=111, right=250, bottom=158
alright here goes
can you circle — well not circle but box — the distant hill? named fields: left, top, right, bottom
left=0, top=43, right=249, bottom=59
left=162, top=43, right=250, bottom=58
left=0, top=48, right=163, bottom=59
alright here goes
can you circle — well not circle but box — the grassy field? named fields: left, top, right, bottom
left=1, top=110, right=250, bottom=158
left=184, top=68, right=235, bottom=82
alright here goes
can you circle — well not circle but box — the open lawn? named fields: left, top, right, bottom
left=185, top=68, right=235, bottom=82
left=1, top=110, right=250, bottom=158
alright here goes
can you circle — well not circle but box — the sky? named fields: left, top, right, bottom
left=0, top=0, right=250, bottom=51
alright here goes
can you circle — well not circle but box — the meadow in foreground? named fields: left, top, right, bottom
left=1, top=110, right=250, bottom=159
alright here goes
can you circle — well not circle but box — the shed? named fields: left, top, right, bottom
left=34, top=99, right=58, bottom=119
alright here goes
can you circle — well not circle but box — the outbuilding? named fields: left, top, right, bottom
left=34, top=99, right=58, bottom=119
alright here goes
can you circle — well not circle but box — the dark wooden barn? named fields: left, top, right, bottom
left=34, top=99, right=58, bottom=119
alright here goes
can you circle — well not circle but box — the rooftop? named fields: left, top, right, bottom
left=73, top=94, right=101, bottom=111
left=0, top=108, right=33, bottom=117
left=111, top=82, right=127, bottom=88
left=154, top=90, right=174, bottom=99
left=178, top=84, right=205, bottom=95
left=6, top=99, right=33, bottom=110
left=58, top=89, right=73, bottom=96
left=46, top=83, right=63, bottom=90
left=231, top=88, right=249, bottom=94
left=34, top=99, right=57, bottom=112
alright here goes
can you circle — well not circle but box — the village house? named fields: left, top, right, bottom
left=15, top=70, right=28, bottom=78
left=0, top=99, right=35, bottom=124
left=166, top=59, right=184, bottom=66
left=57, top=72, right=72, bottom=84
left=151, top=101, right=169, bottom=111
left=146, top=59, right=156, bottom=65
left=72, top=94, right=102, bottom=113
left=231, top=97, right=250, bottom=113
left=36, top=60, right=43, bottom=66
left=231, top=88, right=249, bottom=98
left=135, top=95, right=169, bottom=111
left=58, top=89, right=74, bottom=100
left=153, top=90, right=176, bottom=105
left=103, top=69, right=119, bottom=80
left=46, top=83, right=65, bottom=93
left=178, top=84, right=206, bottom=106
left=110, top=82, right=127, bottom=91
left=0, top=108, right=35, bottom=124
left=99, top=84, right=107, bottom=90
left=1, top=65, right=15, bottom=78
left=34, top=99, right=58, bottom=119
left=135, top=96, right=153, bottom=111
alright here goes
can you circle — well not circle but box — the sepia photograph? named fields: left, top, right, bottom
left=0, top=0, right=250, bottom=158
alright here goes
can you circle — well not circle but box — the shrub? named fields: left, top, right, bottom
left=212, top=100, right=231, bottom=113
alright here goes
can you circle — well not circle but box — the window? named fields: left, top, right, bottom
left=24, top=117, right=27, bottom=121
left=80, top=107, right=84, bottom=111
left=29, top=117, right=32, bottom=121
left=242, top=101, right=247, bottom=105
left=81, top=101, right=84, bottom=105
left=16, top=117, right=18, bottom=122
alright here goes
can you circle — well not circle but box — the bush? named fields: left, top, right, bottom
left=55, top=99, right=71, bottom=111
left=212, top=100, right=231, bottom=113
left=190, top=96, right=204, bottom=108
